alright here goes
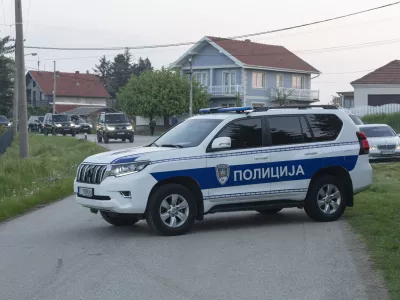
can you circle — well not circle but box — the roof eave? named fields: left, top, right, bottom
left=243, top=64, right=320, bottom=74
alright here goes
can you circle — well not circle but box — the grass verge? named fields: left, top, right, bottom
left=346, top=163, right=400, bottom=299
left=0, top=134, right=105, bottom=222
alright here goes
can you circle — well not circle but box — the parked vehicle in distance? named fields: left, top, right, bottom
left=358, top=124, right=400, bottom=159
left=96, top=112, right=134, bottom=144
left=75, top=105, right=372, bottom=236
left=43, top=113, right=76, bottom=136
left=339, top=107, right=364, bottom=125
left=28, top=116, right=44, bottom=132
left=0, top=115, right=11, bottom=128
left=71, top=116, right=92, bottom=134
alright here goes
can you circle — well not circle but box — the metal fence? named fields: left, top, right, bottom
left=349, top=104, right=400, bottom=117
left=0, top=127, right=14, bottom=155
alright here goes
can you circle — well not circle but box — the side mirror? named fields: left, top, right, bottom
left=211, top=137, right=231, bottom=149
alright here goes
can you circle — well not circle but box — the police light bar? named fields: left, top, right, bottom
left=199, top=106, right=253, bottom=114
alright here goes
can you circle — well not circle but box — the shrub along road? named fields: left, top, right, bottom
left=0, top=137, right=391, bottom=300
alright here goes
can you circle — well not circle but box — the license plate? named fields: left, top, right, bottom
left=117, top=132, right=125, bottom=135
left=381, top=150, right=395, bottom=155
left=78, top=187, right=94, bottom=197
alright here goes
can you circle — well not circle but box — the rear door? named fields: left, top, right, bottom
left=206, top=117, right=270, bottom=203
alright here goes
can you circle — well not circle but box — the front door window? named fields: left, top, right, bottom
left=223, top=72, right=236, bottom=95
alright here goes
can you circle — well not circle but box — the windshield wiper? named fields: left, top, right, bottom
left=160, top=144, right=183, bottom=148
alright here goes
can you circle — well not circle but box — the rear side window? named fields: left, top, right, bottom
left=306, top=114, right=343, bottom=142
left=268, top=116, right=304, bottom=146
left=349, top=114, right=363, bottom=125
left=217, top=118, right=262, bottom=149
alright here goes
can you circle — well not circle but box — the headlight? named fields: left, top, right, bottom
left=106, top=126, right=115, bottom=131
left=89, top=124, right=93, bottom=128
left=370, top=145, right=377, bottom=151
left=109, top=161, right=150, bottom=177
left=8, top=122, right=11, bottom=127
left=397, top=145, right=400, bottom=150
left=56, top=124, right=62, bottom=127
left=127, top=125, right=133, bottom=130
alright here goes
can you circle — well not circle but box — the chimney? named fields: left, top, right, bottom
left=86, top=70, right=89, bottom=74
left=244, top=39, right=251, bottom=42
left=75, top=71, right=79, bottom=75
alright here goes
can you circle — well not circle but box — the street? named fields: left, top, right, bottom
left=0, top=135, right=388, bottom=300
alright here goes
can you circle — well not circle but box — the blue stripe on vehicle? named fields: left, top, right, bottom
left=204, top=188, right=308, bottom=200
left=150, top=155, right=359, bottom=190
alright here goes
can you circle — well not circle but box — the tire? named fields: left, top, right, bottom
left=256, top=208, right=282, bottom=214
left=146, top=184, right=197, bottom=236
left=122, top=139, right=126, bottom=142
left=129, top=135, right=134, bottom=143
left=103, top=133, right=109, bottom=144
left=100, top=211, right=139, bottom=226
left=97, top=133, right=102, bottom=143
left=71, top=131, right=76, bottom=137
left=304, top=175, right=347, bottom=222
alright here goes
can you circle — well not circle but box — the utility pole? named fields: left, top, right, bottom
left=53, top=61, right=56, bottom=114
left=12, top=67, right=18, bottom=136
left=15, top=0, right=29, bottom=158
left=189, top=56, right=193, bottom=117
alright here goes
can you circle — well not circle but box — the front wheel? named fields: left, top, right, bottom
left=304, top=175, right=347, bottom=222
left=103, top=133, right=109, bottom=144
left=97, top=133, right=102, bottom=143
left=100, top=211, right=139, bottom=226
left=71, top=131, right=76, bottom=137
left=146, top=184, right=197, bottom=236
left=129, top=135, right=134, bottom=143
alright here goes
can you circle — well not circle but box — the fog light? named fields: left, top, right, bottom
left=120, top=191, right=131, bottom=198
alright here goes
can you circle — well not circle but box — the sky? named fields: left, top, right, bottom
left=1, top=0, right=400, bottom=103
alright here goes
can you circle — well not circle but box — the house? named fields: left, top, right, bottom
left=351, top=60, right=400, bottom=107
left=337, top=91, right=354, bottom=108
left=170, top=36, right=320, bottom=108
left=25, top=71, right=110, bottom=113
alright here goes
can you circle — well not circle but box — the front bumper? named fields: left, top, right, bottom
left=79, top=126, right=92, bottom=133
left=55, top=126, right=75, bottom=134
left=105, top=130, right=134, bottom=139
left=74, top=171, right=156, bottom=214
left=369, top=149, right=400, bottom=159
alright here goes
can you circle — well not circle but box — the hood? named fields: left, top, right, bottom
left=84, top=146, right=175, bottom=164
left=367, top=136, right=399, bottom=146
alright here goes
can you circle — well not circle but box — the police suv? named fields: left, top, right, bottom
left=74, top=105, right=372, bottom=236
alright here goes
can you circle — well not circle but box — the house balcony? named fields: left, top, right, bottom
left=207, top=85, right=243, bottom=97
left=270, top=87, right=319, bottom=102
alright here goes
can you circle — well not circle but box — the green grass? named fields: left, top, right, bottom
left=346, top=163, right=400, bottom=299
left=0, top=134, right=105, bottom=222
left=362, top=113, right=400, bottom=132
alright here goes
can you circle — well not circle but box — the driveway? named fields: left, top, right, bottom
left=0, top=135, right=388, bottom=300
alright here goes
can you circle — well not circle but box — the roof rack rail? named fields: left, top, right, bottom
left=199, top=106, right=253, bottom=114
left=253, top=105, right=338, bottom=112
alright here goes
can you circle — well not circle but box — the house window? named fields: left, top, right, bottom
left=193, top=72, right=208, bottom=86
left=252, top=72, right=265, bottom=88
left=292, top=75, right=305, bottom=89
left=252, top=102, right=266, bottom=108
left=32, top=80, right=36, bottom=87
left=222, top=72, right=236, bottom=95
left=276, top=74, right=284, bottom=88
left=344, top=99, right=354, bottom=108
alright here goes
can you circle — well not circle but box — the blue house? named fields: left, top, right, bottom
left=170, top=36, right=320, bottom=108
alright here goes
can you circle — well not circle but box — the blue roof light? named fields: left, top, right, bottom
left=199, top=106, right=253, bottom=114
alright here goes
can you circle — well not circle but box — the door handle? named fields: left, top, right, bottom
left=254, top=155, right=269, bottom=161
left=305, top=152, right=319, bottom=156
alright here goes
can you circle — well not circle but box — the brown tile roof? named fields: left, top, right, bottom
left=207, top=36, right=319, bottom=73
left=351, top=60, right=400, bottom=85
left=28, top=71, right=110, bottom=98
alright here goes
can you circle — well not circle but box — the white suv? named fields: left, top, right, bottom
left=74, top=105, right=372, bottom=236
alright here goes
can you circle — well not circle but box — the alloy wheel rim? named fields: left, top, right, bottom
left=317, top=184, right=341, bottom=215
left=159, top=194, right=189, bottom=228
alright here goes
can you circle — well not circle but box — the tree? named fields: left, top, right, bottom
left=0, top=36, right=14, bottom=116
left=93, top=55, right=112, bottom=90
left=132, top=57, right=153, bottom=76
left=272, top=88, right=295, bottom=106
left=117, top=68, right=210, bottom=123
left=329, top=95, right=341, bottom=107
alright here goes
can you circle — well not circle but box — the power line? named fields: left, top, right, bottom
left=24, top=1, right=400, bottom=51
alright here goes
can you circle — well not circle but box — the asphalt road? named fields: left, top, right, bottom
left=0, top=135, right=389, bottom=300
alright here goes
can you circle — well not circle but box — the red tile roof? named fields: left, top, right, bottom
left=351, top=60, right=400, bottom=85
left=28, top=71, right=110, bottom=98
left=207, top=36, right=319, bottom=73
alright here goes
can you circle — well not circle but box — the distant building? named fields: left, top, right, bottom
left=25, top=70, right=110, bottom=113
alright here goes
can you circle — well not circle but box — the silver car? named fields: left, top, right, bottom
left=358, top=124, right=400, bottom=159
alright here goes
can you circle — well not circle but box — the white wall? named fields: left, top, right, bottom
left=353, top=84, right=400, bottom=107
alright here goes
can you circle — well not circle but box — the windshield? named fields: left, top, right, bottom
left=359, top=126, right=396, bottom=138
left=53, top=115, right=71, bottom=122
left=0, top=115, right=8, bottom=122
left=349, top=115, right=363, bottom=125
left=38, top=117, right=44, bottom=122
left=154, top=118, right=223, bottom=148
left=105, top=114, right=129, bottom=123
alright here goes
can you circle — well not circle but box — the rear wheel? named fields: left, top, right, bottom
left=100, top=211, right=139, bottom=226
left=256, top=208, right=282, bottom=214
left=304, top=175, right=347, bottom=222
left=146, top=184, right=197, bottom=236
left=129, top=135, right=134, bottom=143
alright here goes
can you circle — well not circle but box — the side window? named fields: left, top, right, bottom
left=268, top=116, right=305, bottom=146
left=300, top=116, right=313, bottom=142
left=216, top=118, right=262, bottom=150
left=306, top=114, right=343, bottom=142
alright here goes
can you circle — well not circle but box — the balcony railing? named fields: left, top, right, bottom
left=270, top=87, right=319, bottom=101
left=208, top=85, right=243, bottom=97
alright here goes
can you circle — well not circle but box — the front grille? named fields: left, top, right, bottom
left=377, top=145, right=396, bottom=150
left=114, top=126, right=127, bottom=130
left=76, top=164, right=107, bottom=184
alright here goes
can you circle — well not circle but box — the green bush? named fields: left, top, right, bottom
left=362, top=112, right=400, bottom=132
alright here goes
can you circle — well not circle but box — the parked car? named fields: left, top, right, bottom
left=43, top=113, right=76, bottom=136
left=71, top=116, right=92, bottom=134
left=0, top=115, right=11, bottom=128
left=28, top=116, right=44, bottom=132
left=357, top=124, right=400, bottom=159
left=96, top=112, right=134, bottom=143
left=339, top=108, right=364, bottom=125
